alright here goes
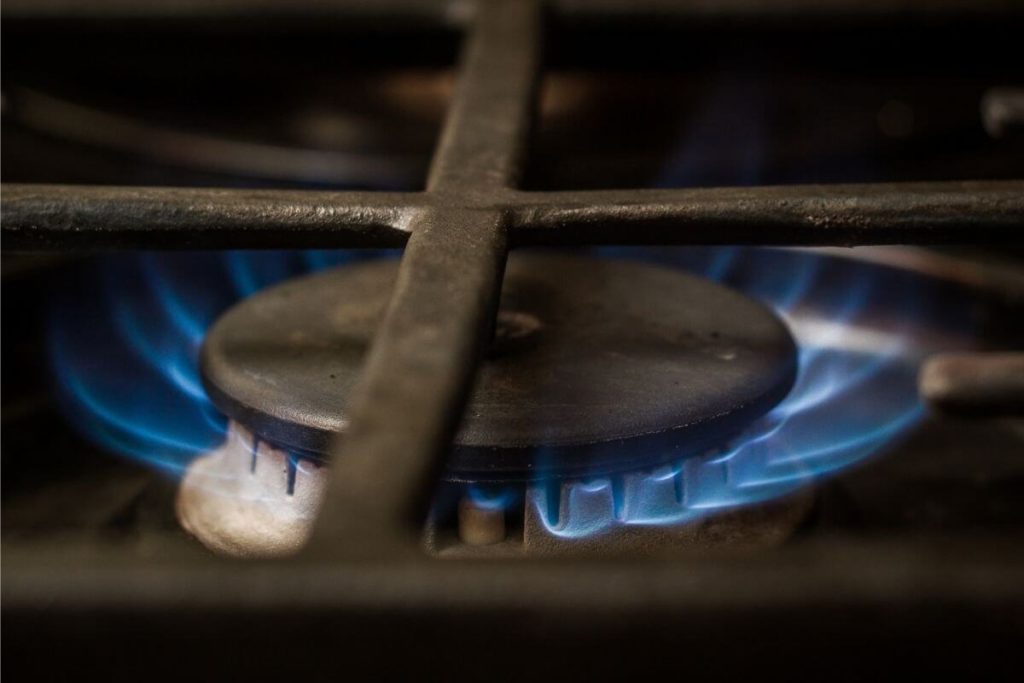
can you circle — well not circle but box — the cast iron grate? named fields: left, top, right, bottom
left=2, top=0, right=1023, bottom=559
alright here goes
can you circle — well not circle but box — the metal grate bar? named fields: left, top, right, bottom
left=425, top=0, right=540, bottom=192
left=0, top=184, right=418, bottom=250
left=306, top=209, right=508, bottom=555
left=6, top=536, right=1024, bottom=613
left=5, top=181, right=1022, bottom=250
left=509, top=181, right=1024, bottom=246
left=305, top=0, right=539, bottom=556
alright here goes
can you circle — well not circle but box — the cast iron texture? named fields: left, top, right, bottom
left=5, top=181, right=1024, bottom=250
left=305, top=0, right=536, bottom=556
left=1, top=0, right=1023, bottom=558
left=201, top=252, right=797, bottom=481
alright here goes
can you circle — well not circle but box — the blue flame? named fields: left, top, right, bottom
left=528, top=246, right=976, bottom=538
left=50, top=247, right=976, bottom=538
left=48, top=250, right=391, bottom=475
left=466, top=484, right=520, bottom=512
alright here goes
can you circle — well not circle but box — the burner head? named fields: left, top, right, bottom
left=201, top=253, right=797, bottom=481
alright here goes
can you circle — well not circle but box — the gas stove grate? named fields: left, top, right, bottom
left=3, top=0, right=1023, bottom=559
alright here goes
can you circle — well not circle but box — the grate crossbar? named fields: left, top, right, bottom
left=5, top=181, right=1023, bottom=250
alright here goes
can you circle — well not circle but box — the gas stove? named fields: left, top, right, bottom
left=3, top=0, right=1024, bottom=680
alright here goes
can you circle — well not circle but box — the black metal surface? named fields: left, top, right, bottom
left=202, top=253, right=797, bottom=480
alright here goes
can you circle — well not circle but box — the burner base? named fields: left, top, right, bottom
left=202, top=253, right=797, bottom=481
left=179, top=422, right=812, bottom=558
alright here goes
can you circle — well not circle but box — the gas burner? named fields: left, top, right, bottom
left=176, top=417, right=814, bottom=558
left=200, top=252, right=797, bottom=480
left=181, top=252, right=798, bottom=556
left=5, top=0, right=1024, bottom=675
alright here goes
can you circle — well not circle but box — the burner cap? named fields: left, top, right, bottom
left=201, top=253, right=797, bottom=481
